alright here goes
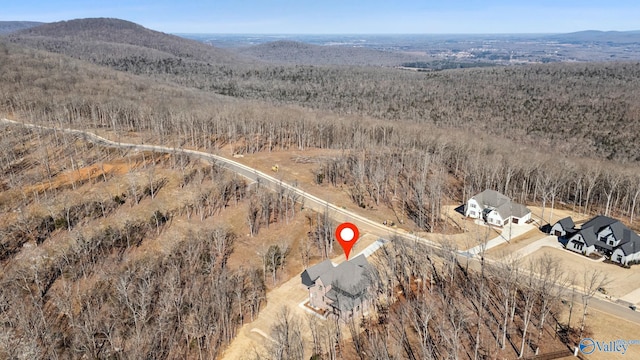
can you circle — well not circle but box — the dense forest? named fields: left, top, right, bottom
left=0, top=125, right=274, bottom=358
left=0, top=18, right=638, bottom=358
left=233, top=40, right=423, bottom=66
left=8, top=19, right=640, bottom=161
left=2, top=37, right=640, bottom=233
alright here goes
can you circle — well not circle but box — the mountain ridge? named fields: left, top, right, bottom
left=9, top=18, right=248, bottom=65
left=546, top=29, right=640, bottom=43
left=0, top=21, right=44, bottom=35
left=233, top=39, right=424, bottom=66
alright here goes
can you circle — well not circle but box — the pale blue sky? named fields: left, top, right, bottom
left=2, top=1, right=639, bottom=34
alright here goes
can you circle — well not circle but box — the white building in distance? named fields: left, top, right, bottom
left=465, top=189, right=531, bottom=226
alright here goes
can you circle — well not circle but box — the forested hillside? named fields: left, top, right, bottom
left=9, top=19, right=640, bottom=161
left=0, top=21, right=44, bottom=35
left=0, top=125, right=268, bottom=358
left=2, top=36, right=640, bottom=234
left=2, top=18, right=640, bottom=358
left=8, top=18, right=248, bottom=65
left=234, top=40, right=423, bottom=66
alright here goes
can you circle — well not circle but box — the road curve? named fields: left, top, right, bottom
left=3, top=118, right=639, bottom=326
left=0, top=118, right=427, bottom=246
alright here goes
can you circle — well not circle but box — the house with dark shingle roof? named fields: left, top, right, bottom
left=301, top=254, right=371, bottom=319
left=465, top=189, right=531, bottom=226
left=562, top=215, right=640, bottom=265
left=550, top=217, right=576, bottom=238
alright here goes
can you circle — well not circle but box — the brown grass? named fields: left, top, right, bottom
left=555, top=300, right=640, bottom=360
left=526, top=247, right=640, bottom=300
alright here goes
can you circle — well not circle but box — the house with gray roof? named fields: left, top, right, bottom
left=562, top=215, right=640, bottom=265
left=465, top=189, right=531, bottom=226
left=301, top=254, right=371, bottom=319
left=550, top=217, right=576, bottom=238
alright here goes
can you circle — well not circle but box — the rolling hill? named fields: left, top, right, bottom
left=233, top=39, right=425, bottom=66
left=8, top=18, right=247, bottom=65
left=0, top=21, right=44, bottom=35
left=547, top=30, right=640, bottom=43
left=9, top=18, right=424, bottom=67
left=5, top=18, right=640, bottom=162
left=3, top=17, right=640, bottom=359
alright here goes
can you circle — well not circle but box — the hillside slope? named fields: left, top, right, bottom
left=547, top=30, right=640, bottom=43
left=5, top=25, right=640, bottom=162
left=9, top=17, right=248, bottom=65
left=234, top=39, right=424, bottom=66
left=0, top=21, right=44, bottom=35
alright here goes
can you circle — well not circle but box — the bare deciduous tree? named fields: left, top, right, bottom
left=268, top=307, right=305, bottom=360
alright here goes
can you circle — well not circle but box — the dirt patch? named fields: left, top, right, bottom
left=218, top=148, right=430, bottom=233
left=528, top=205, right=592, bottom=228
left=24, top=161, right=132, bottom=194
left=556, top=300, right=640, bottom=359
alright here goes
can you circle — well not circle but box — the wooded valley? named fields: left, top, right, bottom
left=1, top=18, right=639, bottom=359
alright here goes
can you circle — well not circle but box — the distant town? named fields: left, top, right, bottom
left=183, top=31, right=640, bottom=64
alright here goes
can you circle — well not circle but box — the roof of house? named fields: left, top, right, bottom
left=301, top=255, right=370, bottom=291
left=330, top=256, right=369, bottom=295
left=471, top=189, right=531, bottom=219
left=472, top=189, right=510, bottom=209
left=575, top=228, right=598, bottom=247
left=609, top=221, right=628, bottom=242
left=581, top=215, right=619, bottom=233
left=325, top=255, right=369, bottom=312
left=349, top=253, right=369, bottom=267
left=618, top=228, right=640, bottom=255
left=618, top=236, right=640, bottom=255
left=555, top=217, right=576, bottom=231
left=574, top=215, right=640, bottom=256
left=579, top=215, right=632, bottom=246
left=514, top=203, right=531, bottom=218
left=325, top=287, right=366, bottom=312
left=301, top=259, right=334, bottom=287
left=594, top=241, right=613, bottom=251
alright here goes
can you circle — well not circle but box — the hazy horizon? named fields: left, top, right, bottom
left=173, top=30, right=639, bottom=36
left=2, top=0, right=639, bottom=34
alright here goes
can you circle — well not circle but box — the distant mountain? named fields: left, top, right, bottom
left=9, top=18, right=246, bottom=65
left=0, top=21, right=44, bottom=35
left=547, top=30, right=640, bottom=43
left=233, top=40, right=425, bottom=66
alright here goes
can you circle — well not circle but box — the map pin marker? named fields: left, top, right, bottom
left=336, top=222, right=359, bottom=260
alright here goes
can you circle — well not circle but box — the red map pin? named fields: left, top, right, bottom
left=336, top=222, right=359, bottom=260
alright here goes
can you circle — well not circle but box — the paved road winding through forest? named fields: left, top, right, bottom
left=0, top=118, right=426, bottom=248
left=3, top=118, right=639, bottom=327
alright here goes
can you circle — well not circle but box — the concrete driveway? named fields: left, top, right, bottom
left=464, top=221, right=535, bottom=256
left=513, top=235, right=564, bottom=258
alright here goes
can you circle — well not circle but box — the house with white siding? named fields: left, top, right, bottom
left=557, top=215, right=640, bottom=266
left=465, top=189, right=531, bottom=226
left=550, top=217, right=576, bottom=238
